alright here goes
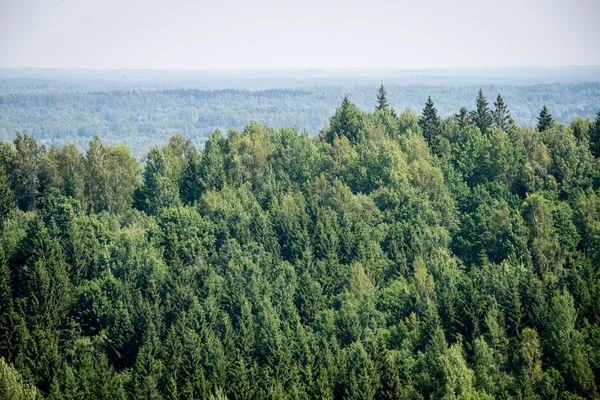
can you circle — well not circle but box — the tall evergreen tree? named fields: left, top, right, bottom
left=376, top=83, right=389, bottom=112
left=139, top=148, right=181, bottom=215
left=419, top=96, right=441, bottom=150
left=198, top=130, right=226, bottom=193
left=588, top=109, right=600, bottom=157
left=327, top=96, right=365, bottom=144
left=456, top=106, right=470, bottom=130
left=493, top=94, right=514, bottom=131
left=180, top=153, right=200, bottom=204
left=537, top=105, right=553, bottom=132
left=470, top=89, right=493, bottom=135
left=11, top=133, right=43, bottom=211
left=0, top=165, right=15, bottom=229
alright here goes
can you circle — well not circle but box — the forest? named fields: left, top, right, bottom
left=1, top=86, right=600, bottom=399
left=1, top=82, right=598, bottom=157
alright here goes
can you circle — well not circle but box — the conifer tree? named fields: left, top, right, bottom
left=537, top=105, right=553, bottom=132
left=0, top=249, right=18, bottom=361
left=0, top=165, right=14, bottom=230
left=198, top=130, right=226, bottom=193
left=180, top=153, right=200, bottom=204
left=470, top=89, right=493, bottom=135
left=327, top=96, right=365, bottom=144
left=456, top=106, right=470, bottom=129
left=376, top=83, right=389, bottom=112
left=140, top=147, right=181, bottom=215
left=493, top=94, right=514, bottom=131
left=419, top=96, right=441, bottom=149
left=12, top=133, right=42, bottom=211
left=588, top=109, right=600, bottom=157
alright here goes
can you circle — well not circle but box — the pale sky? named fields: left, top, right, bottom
left=0, top=0, right=599, bottom=70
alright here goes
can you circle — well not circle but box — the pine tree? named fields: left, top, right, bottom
left=0, top=165, right=15, bottom=230
left=0, top=249, right=18, bottom=361
left=456, top=106, right=470, bottom=130
left=419, top=96, right=441, bottom=150
left=470, top=89, right=493, bottom=135
left=12, top=133, right=42, bottom=211
left=537, top=105, right=553, bottom=132
left=198, top=130, right=226, bottom=193
left=493, top=94, right=514, bottom=131
left=376, top=83, right=389, bottom=112
left=21, top=219, right=73, bottom=329
left=180, top=153, right=200, bottom=205
left=589, top=109, right=600, bottom=157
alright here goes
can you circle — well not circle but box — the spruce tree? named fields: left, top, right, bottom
left=493, top=94, right=514, bottom=131
left=419, top=96, right=441, bottom=150
left=536, top=105, right=553, bottom=132
left=376, top=83, right=389, bottom=112
left=589, top=109, right=600, bottom=157
left=328, top=96, right=365, bottom=144
left=0, top=165, right=14, bottom=230
left=470, top=89, right=493, bottom=135
left=12, top=133, right=42, bottom=211
left=456, top=106, right=470, bottom=130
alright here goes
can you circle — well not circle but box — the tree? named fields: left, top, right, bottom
left=376, top=83, right=389, bottom=112
left=11, top=133, right=43, bottom=211
left=139, top=148, right=181, bottom=215
left=537, top=105, right=553, bottom=132
left=0, top=165, right=15, bottom=229
left=493, top=94, right=514, bottom=131
left=85, top=137, right=140, bottom=213
left=456, top=106, right=470, bottom=130
left=326, top=96, right=365, bottom=144
left=546, top=290, right=596, bottom=397
left=0, top=357, right=41, bottom=399
left=20, top=219, right=73, bottom=329
left=470, top=89, right=493, bottom=135
left=419, top=96, right=441, bottom=150
left=589, top=110, right=600, bottom=157
left=198, top=130, right=226, bottom=193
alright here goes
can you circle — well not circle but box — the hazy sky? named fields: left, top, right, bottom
left=0, top=0, right=599, bottom=70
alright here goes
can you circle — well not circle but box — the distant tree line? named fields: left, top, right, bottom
left=0, top=83, right=598, bottom=157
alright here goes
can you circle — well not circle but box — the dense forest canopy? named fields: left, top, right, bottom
left=1, top=83, right=598, bottom=157
left=1, top=89, right=600, bottom=399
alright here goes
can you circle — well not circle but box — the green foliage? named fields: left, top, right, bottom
left=0, top=165, right=15, bottom=229
left=376, top=83, right=389, bottom=112
left=326, top=96, right=365, bottom=144
left=493, top=94, right=514, bottom=132
left=419, top=96, right=441, bottom=151
left=0, top=357, right=41, bottom=399
left=471, top=89, right=494, bottom=135
left=0, top=92, right=599, bottom=399
left=537, top=105, right=554, bottom=132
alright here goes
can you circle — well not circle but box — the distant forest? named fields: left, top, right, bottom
left=0, top=82, right=598, bottom=157
left=1, top=86, right=600, bottom=399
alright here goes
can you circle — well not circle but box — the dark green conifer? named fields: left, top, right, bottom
left=456, top=106, right=470, bottom=129
left=493, top=94, right=514, bottom=131
left=419, top=96, right=441, bottom=149
left=0, top=165, right=14, bottom=229
left=376, top=83, right=389, bottom=111
left=589, top=109, right=600, bottom=157
left=470, top=89, right=493, bottom=134
left=327, top=96, right=365, bottom=144
left=537, top=105, right=553, bottom=132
